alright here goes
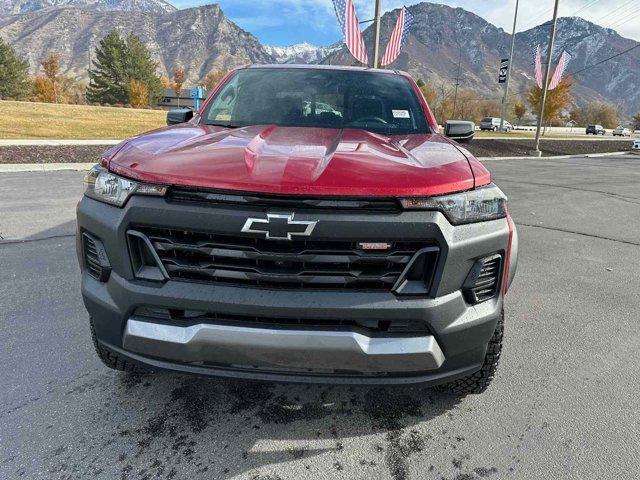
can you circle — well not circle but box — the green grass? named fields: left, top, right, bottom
left=0, top=101, right=166, bottom=139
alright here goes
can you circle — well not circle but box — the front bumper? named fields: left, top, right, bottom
left=77, top=194, right=517, bottom=385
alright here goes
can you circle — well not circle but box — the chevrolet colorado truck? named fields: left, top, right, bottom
left=77, top=65, right=518, bottom=394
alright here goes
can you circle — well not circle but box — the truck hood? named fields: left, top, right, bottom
left=106, top=124, right=480, bottom=197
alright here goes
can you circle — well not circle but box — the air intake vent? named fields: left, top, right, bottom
left=82, top=233, right=111, bottom=282
left=463, top=254, right=502, bottom=304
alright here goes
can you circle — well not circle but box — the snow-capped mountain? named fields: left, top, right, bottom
left=264, top=42, right=340, bottom=64
left=0, top=0, right=175, bottom=16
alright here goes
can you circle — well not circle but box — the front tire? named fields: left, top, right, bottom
left=90, top=317, right=149, bottom=373
left=435, top=310, right=504, bottom=395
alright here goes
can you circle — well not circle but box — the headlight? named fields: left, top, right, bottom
left=400, top=184, right=507, bottom=225
left=84, top=165, right=167, bottom=207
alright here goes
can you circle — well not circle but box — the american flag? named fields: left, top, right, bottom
left=534, top=44, right=543, bottom=88
left=381, top=7, right=414, bottom=67
left=333, top=0, right=368, bottom=65
left=548, top=51, right=571, bottom=90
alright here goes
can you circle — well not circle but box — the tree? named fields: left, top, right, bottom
left=418, top=83, right=438, bottom=108
left=87, top=31, right=162, bottom=106
left=87, top=31, right=129, bottom=105
left=633, top=113, right=640, bottom=132
left=202, top=69, right=226, bottom=91
left=172, top=65, right=185, bottom=107
left=125, top=34, right=162, bottom=105
left=41, top=52, right=62, bottom=102
left=0, top=38, right=30, bottom=100
left=570, top=102, right=618, bottom=129
left=513, top=102, right=526, bottom=126
left=527, top=80, right=572, bottom=132
left=129, top=79, right=149, bottom=108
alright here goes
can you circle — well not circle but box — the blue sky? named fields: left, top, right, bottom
left=170, top=0, right=640, bottom=46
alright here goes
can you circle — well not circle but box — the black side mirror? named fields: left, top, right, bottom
left=167, top=108, right=194, bottom=126
left=445, top=120, right=475, bottom=143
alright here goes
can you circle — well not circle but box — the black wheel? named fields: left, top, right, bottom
left=90, top=317, right=150, bottom=373
left=435, top=310, right=504, bottom=395
left=492, top=126, right=497, bottom=132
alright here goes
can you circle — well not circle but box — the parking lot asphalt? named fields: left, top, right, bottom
left=1, top=155, right=639, bottom=480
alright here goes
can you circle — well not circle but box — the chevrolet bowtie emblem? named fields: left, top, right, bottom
left=241, top=213, right=317, bottom=240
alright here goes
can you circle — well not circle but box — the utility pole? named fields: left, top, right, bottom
left=373, top=0, right=382, bottom=68
left=499, top=0, right=519, bottom=132
left=534, top=0, right=560, bottom=156
left=452, top=42, right=462, bottom=118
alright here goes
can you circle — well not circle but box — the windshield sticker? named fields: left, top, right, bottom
left=392, top=110, right=410, bottom=118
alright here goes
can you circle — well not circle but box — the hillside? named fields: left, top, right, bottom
left=1, top=1, right=639, bottom=113
left=324, top=3, right=640, bottom=114
left=0, top=3, right=273, bottom=83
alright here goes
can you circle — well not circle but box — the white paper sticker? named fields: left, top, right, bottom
left=392, top=110, right=410, bottom=119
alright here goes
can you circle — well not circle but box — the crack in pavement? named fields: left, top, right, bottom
left=0, top=233, right=76, bottom=246
left=516, top=223, right=640, bottom=246
left=497, top=179, right=640, bottom=202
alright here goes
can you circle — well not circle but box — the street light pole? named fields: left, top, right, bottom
left=499, top=0, right=519, bottom=132
left=373, top=0, right=382, bottom=68
left=534, top=0, right=560, bottom=156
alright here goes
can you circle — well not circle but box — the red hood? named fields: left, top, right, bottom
left=106, top=124, right=484, bottom=197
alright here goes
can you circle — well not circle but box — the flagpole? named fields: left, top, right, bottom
left=499, top=0, right=519, bottom=132
left=534, top=0, right=560, bottom=157
left=373, top=0, right=382, bottom=68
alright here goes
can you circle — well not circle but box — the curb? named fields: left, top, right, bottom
left=479, top=151, right=631, bottom=161
left=0, top=163, right=96, bottom=173
left=0, top=139, right=121, bottom=146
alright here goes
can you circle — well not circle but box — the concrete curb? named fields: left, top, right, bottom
left=0, top=163, right=96, bottom=173
left=0, top=139, right=121, bottom=146
left=479, top=151, right=631, bottom=161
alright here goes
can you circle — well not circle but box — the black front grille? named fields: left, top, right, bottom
left=134, top=307, right=430, bottom=335
left=168, top=189, right=400, bottom=211
left=133, top=226, right=434, bottom=291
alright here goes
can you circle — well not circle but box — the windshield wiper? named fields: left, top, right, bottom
left=206, top=122, right=240, bottom=128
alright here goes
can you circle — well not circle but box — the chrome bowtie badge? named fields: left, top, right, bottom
left=241, top=213, right=317, bottom=240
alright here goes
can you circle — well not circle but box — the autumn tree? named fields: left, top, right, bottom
left=527, top=80, right=572, bottom=133
left=633, top=112, right=640, bottom=131
left=202, top=69, right=227, bottom=91
left=40, top=52, right=62, bottom=102
left=570, top=102, right=619, bottom=129
left=172, top=65, right=186, bottom=106
left=0, top=38, right=30, bottom=100
left=513, top=102, right=526, bottom=126
left=129, top=79, right=149, bottom=108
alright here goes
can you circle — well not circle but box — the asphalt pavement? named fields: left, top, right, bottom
left=1, top=155, right=639, bottom=480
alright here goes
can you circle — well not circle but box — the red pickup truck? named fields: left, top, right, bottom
left=77, top=65, right=517, bottom=395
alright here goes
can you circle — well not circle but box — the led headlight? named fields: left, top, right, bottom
left=84, top=165, right=166, bottom=207
left=400, top=184, right=507, bottom=225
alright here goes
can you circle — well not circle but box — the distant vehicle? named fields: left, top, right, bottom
left=633, top=139, right=640, bottom=151
left=612, top=126, right=631, bottom=137
left=586, top=125, right=606, bottom=135
left=480, top=117, right=512, bottom=132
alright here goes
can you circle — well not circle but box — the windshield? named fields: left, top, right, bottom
left=201, top=68, right=429, bottom=135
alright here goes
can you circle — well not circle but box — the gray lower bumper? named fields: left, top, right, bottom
left=123, top=319, right=445, bottom=374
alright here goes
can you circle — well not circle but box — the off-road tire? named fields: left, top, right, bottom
left=90, top=317, right=149, bottom=373
left=436, top=310, right=504, bottom=395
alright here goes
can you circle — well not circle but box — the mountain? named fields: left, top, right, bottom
left=1, top=0, right=638, bottom=114
left=323, top=3, right=640, bottom=115
left=518, top=17, right=640, bottom=115
left=264, top=42, right=340, bottom=64
left=0, top=0, right=175, bottom=16
left=0, top=3, right=273, bottom=83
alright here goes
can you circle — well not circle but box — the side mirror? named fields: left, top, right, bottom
left=167, top=108, right=194, bottom=126
left=445, top=120, right=475, bottom=143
